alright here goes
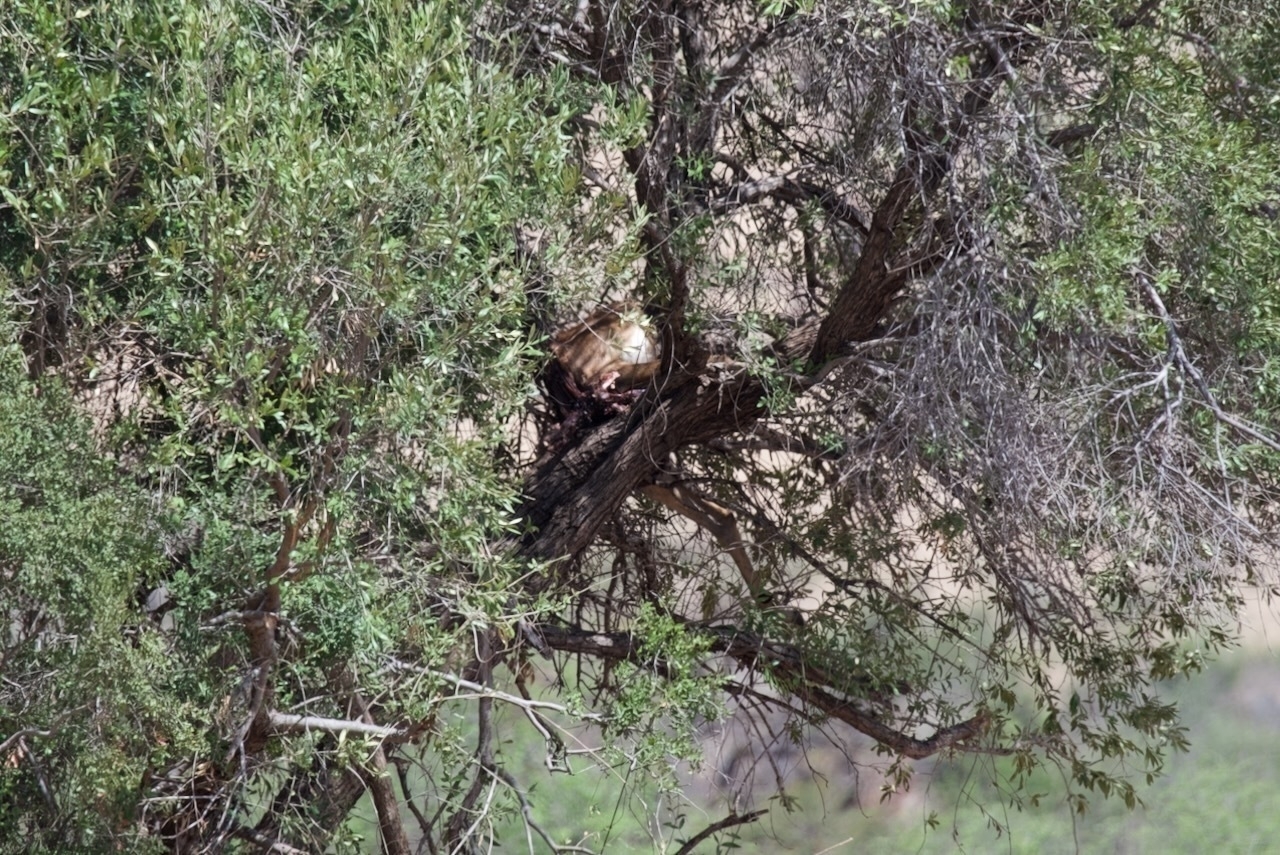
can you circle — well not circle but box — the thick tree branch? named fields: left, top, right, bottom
left=520, top=373, right=765, bottom=562
left=811, top=24, right=1038, bottom=362
left=349, top=692, right=412, bottom=855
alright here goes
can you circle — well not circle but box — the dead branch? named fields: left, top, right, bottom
left=265, top=712, right=409, bottom=742
left=381, top=660, right=606, bottom=723
left=1138, top=271, right=1280, bottom=454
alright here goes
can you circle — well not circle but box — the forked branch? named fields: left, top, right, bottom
left=1138, top=271, right=1280, bottom=454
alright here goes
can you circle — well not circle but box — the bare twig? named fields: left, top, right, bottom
left=1138, top=271, right=1280, bottom=454
left=265, top=711, right=409, bottom=742
left=381, top=660, right=606, bottom=723
left=0, top=725, right=54, bottom=757
left=489, top=764, right=600, bottom=855
left=444, top=632, right=497, bottom=850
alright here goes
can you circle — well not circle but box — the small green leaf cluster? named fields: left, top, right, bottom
left=604, top=605, right=723, bottom=775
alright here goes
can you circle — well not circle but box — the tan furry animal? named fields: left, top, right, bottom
left=549, top=303, right=660, bottom=391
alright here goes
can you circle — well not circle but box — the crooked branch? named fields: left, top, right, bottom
left=538, top=625, right=1003, bottom=760
left=265, top=711, right=410, bottom=742
left=1138, top=271, right=1280, bottom=454
left=382, top=660, right=606, bottom=723
left=674, top=809, right=767, bottom=855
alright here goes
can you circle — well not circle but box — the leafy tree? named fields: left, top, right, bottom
left=2, top=0, right=1279, bottom=852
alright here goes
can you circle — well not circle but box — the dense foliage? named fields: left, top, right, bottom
left=2, top=0, right=1279, bottom=852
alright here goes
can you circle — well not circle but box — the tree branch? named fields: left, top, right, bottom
left=810, top=23, right=1038, bottom=362
left=232, top=825, right=311, bottom=855
left=444, top=631, right=498, bottom=849
left=674, top=809, right=767, bottom=855
left=640, top=481, right=759, bottom=594
left=381, top=660, right=606, bottom=723
left=1137, top=271, right=1280, bottom=454
left=265, top=712, right=409, bottom=742
left=707, top=175, right=870, bottom=234
left=537, top=625, right=1002, bottom=760
left=348, top=691, right=412, bottom=855
left=0, top=726, right=54, bottom=758
left=519, top=373, right=766, bottom=563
